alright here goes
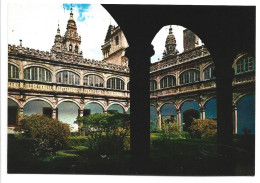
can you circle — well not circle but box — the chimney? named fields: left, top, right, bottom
left=19, top=39, right=22, bottom=47
left=183, top=29, right=199, bottom=51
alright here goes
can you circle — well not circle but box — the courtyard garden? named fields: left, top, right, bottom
left=8, top=114, right=255, bottom=175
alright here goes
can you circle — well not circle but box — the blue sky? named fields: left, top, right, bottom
left=7, top=3, right=195, bottom=63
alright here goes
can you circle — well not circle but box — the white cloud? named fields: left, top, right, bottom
left=8, top=3, right=201, bottom=63
left=8, top=3, right=117, bottom=60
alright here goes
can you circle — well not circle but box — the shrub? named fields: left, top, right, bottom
left=68, top=136, right=88, bottom=147
left=189, top=118, right=217, bottom=139
left=161, top=118, right=184, bottom=139
left=75, top=112, right=130, bottom=156
left=14, top=114, right=70, bottom=156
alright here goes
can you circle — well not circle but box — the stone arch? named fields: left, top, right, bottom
left=160, top=103, right=177, bottom=123
left=23, top=97, right=54, bottom=108
left=106, top=75, right=126, bottom=82
left=8, top=60, right=20, bottom=68
left=234, top=92, right=255, bottom=106
left=204, top=97, right=217, bottom=119
left=57, top=100, right=80, bottom=125
left=84, top=102, right=105, bottom=114
left=23, top=98, right=53, bottom=117
left=202, top=96, right=216, bottom=107
left=23, top=63, right=53, bottom=72
left=55, top=68, right=81, bottom=76
left=236, top=93, right=255, bottom=134
left=232, top=52, right=248, bottom=69
left=178, top=98, right=201, bottom=109
left=179, top=68, right=200, bottom=76
left=83, top=72, right=105, bottom=79
left=158, top=101, right=178, bottom=111
left=202, top=62, right=215, bottom=70
left=180, top=99, right=200, bottom=131
left=56, top=99, right=81, bottom=109
left=158, top=73, right=177, bottom=81
left=8, top=96, right=22, bottom=108
left=85, top=101, right=106, bottom=111
left=107, top=102, right=126, bottom=113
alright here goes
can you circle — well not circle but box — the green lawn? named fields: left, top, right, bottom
left=8, top=133, right=254, bottom=175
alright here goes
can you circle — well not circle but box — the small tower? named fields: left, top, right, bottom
left=52, top=23, right=62, bottom=53
left=51, top=4, right=83, bottom=59
left=63, top=4, right=82, bottom=56
left=163, top=25, right=178, bottom=59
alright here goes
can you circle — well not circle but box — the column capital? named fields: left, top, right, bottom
left=200, top=106, right=205, bottom=111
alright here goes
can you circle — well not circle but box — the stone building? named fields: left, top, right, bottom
left=8, top=8, right=255, bottom=134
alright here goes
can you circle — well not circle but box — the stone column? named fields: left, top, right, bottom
left=18, top=107, right=24, bottom=125
left=233, top=105, right=238, bottom=134
left=79, top=109, right=84, bottom=117
left=52, top=108, right=57, bottom=119
left=176, top=109, right=181, bottom=131
left=157, top=110, right=162, bottom=129
left=125, top=43, right=154, bottom=174
left=200, top=106, right=205, bottom=120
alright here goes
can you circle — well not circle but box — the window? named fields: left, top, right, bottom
left=24, top=67, right=52, bottom=82
left=115, top=36, right=119, bottom=45
left=75, top=45, right=78, bottom=53
left=8, top=64, right=19, bottom=79
left=107, top=77, right=124, bottom=90
left=83, top=74, right=104, bottom=87
left=69, top=44, right=72, bottom=52
left=160, top=75, right=176, bottom=89
left=235, top=56, right=255, bottom=74
left=179, top=70, right=200, bottom=85
left=203, top=64, right=215, bottom=80
left=150, top=80, right=157, bottom=91
left=56, top=70, right=80, bottom=85
left=127, top=82, right=130, bottom=90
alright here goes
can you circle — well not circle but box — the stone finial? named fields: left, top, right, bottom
left=19, top=39, right=22, bottom=46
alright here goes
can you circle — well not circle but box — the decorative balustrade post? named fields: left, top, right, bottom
left=125, top=43, right=154, bottom=174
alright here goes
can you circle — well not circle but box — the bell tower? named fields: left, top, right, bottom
left=63, top=4, right=82, bottom=56
left=163, top=25, right=179, bottom=59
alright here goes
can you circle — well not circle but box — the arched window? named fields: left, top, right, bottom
left=69, top=44, right=72, bottom=52
left=115, top=36, right=119, bottom=45
left=56, top=70, right=80, bottom=85
left=160, top=75, right=176, bottom=89
left=8, top=64, right=19, bottom=79
left=179, top=69, right=200, bottom=85
left=203, top=64, right=215, bottom=80
left=235, top=56, right=255, bottom=74
left=83, top=74, right=104, bottom=87
left=150, top=80, right=157, bottom=91
left=75, top=45, right=78, bottom=53
left=107, top=77, right=124, bottom=90
left=24, top=67, right=52, bottom=82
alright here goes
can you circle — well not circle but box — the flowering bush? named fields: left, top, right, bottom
left=75, top=112, right=130, bottom=156
left=14, top=114, right=70, bottom=156
left=189, top=118, right=217, bottom=139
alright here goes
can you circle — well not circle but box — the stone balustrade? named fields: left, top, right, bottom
left=150, top=45, right=210, bottom=73
left=8, top=44, right=129, bottom=72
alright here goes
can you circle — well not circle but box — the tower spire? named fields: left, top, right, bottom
left=56, top=21, right=60, bottom=36
left=69, top=4, right=74, bottom=20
